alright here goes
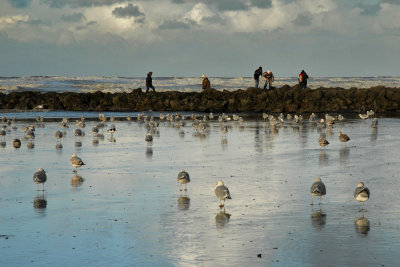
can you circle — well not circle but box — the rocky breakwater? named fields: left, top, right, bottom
left=0, top=85, right=399, bottom=113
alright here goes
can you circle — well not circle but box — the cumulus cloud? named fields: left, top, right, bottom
left=112, top=3, right=145, bottom=19
left=0, top=15, right=30, bottom=29
left=61, top=13, right=87, bottom=23
left=76, top=20, right=97, bottom=30
left=8, top=0, right=32, bottom=8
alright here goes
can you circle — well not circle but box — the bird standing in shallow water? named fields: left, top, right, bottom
left=33, top=168, right=47, bottom=191
left=70, top=153, right=85, bottom=173
left=215, top=180, right=232, bottom=208
left=354, top=182, right=370, bottom=211
left=338, top=131, right=350, bottom=143
left=310, top=178, right=326, bottom=205
left=177, top=170, right=190, bottom=191
left=318, top=137, right=329, bottom=148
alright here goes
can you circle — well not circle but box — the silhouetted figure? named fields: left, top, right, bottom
left=298, top=70, right=309, bottom=89
left=202, top=74, right=211, bottom=89
left=146, top=72, right=155, bottom=93
left=253, top=66, right=263, bottom=88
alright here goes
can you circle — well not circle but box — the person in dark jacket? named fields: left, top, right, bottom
left=254, top=66, right=263, bottom=88
left=146, top=72, right=155, bottom=93
left=298, top=70, right=309, bottom=89
left=202, top=74, right=211, bottom=90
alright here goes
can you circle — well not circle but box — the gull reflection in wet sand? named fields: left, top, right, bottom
left=177, top=195, right=190, bottom=211
left=355, top=212, right=370, bottom=235
left=71, top=174, right=85, bottom=188
left=339, top=146, right=350, bottom=163
left=215, top=209, right=231, bottom=227
left=146, top=146, right=153, bottom=159
left=311, top=207, right=326, bottom=231
left=33, top=194, right=47, bottom=215
left=370, top=129, right=378, bottom=146
left=319, top=150, right=329, bottom=166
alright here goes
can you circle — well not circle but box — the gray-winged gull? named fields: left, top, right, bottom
left=33, top=168, right=47, bottom=191
left=70, top=153, right=85, bottom=173
left=310, top=178, right=326, bottom=205
left=177, top=170, right=190, bottom=191
left=215, top=180, right=232, bottom=208
left=354, top=182, right=370, bottom=211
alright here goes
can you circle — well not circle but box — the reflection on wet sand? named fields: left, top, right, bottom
left=339, top=146, right=350, bottom=163
left=92, top=138, right=99, bottom=146
left=75, top=141, right=82, bottom=147
left=0, top=141, right=6, bottom=148
left=177, top=196, right=190, bottom=210
left=215, top=209, right=231, bottom=227
left=56, top=143, right=63, bottom=150
left=311, top=207, right=326, bottom=231
left=33, top=195, right=47, bottom=214
left=71, top=174, right=85, bottom=187
left=146, top=146, right=153, bottom=158
left=370, top=129, right=378, bottom=145
left=355, top=213, right=370, bottom=235
left=319, top=150, right=329, bottom=166
left=27, top=142, right=34, bottom=149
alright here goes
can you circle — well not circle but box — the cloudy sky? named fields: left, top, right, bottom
left=0, top=0, right=399, bottom=77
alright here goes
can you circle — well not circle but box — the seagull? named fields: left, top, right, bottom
left=177, top=170, right=190, bottom=191
left=318, top=137, right=329, bottom=148
left=310, top=178, right=326, bottom=205
left=13, top=138, right=21, bottom=148
left=74, top=128, right=83, bottom=138
left=215, top=180, right=232, bottom=208
left=338, top=131, right=350, bottom=143
left=354, top=182, right=370, bottom=211
left=0, top=128, right=6, bottom=141
left=70, top=153, right=85, bottom=173
left=145, top=132, right=153, bottom=142
left=55, top=130, right=63, bottom=143
left=33, top=168, right=47, bottom=191
left=108, top=124, right=116, bottom=137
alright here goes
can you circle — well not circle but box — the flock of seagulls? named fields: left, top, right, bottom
left=1, top=110, right=375, bottom=211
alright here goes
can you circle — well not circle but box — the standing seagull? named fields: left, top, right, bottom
left=55, top=130, right=63, bottom=143
left=318, top=137, right=329, bottom=148
left=70, top=153, right=85, bottom=173
left=215, top=180, right=232, bottom=208
left=354, top=182, right=370, bottom=211
left=338, top=131, right=350, bottom=143
left=33, top=168, right=47, bottom=191
left=310, top=178, right=326, bottom=205
left=177, top=170, right=190, bottom=191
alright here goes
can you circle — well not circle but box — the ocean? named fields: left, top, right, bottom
left=0, top=76, right=399, bottom=94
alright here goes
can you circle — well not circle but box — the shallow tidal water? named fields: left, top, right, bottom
left=0, top=113, right=400, bottom=266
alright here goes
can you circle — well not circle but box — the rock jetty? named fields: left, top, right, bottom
left=0, top=85, right=399, bottom=113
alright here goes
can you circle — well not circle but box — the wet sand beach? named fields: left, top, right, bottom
left=0, top=112, right=399, bottom=266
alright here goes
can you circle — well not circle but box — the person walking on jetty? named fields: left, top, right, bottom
left=298, top=70, right=309, bottom=89
left=263, top=70, right=274, bottom=90
left=254, top=66, right=263, bottom=88
left=146, top=72, right=155, bottom=93
left=202, top=74, right=211, bottom=90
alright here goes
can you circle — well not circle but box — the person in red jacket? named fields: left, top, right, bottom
left=298, top=70, right=309, bottom=89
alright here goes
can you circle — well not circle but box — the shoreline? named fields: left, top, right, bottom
left=0, top=85, right=399, bottom=113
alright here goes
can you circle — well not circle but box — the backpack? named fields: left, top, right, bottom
left=299, top=73, right=304, bottom=83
